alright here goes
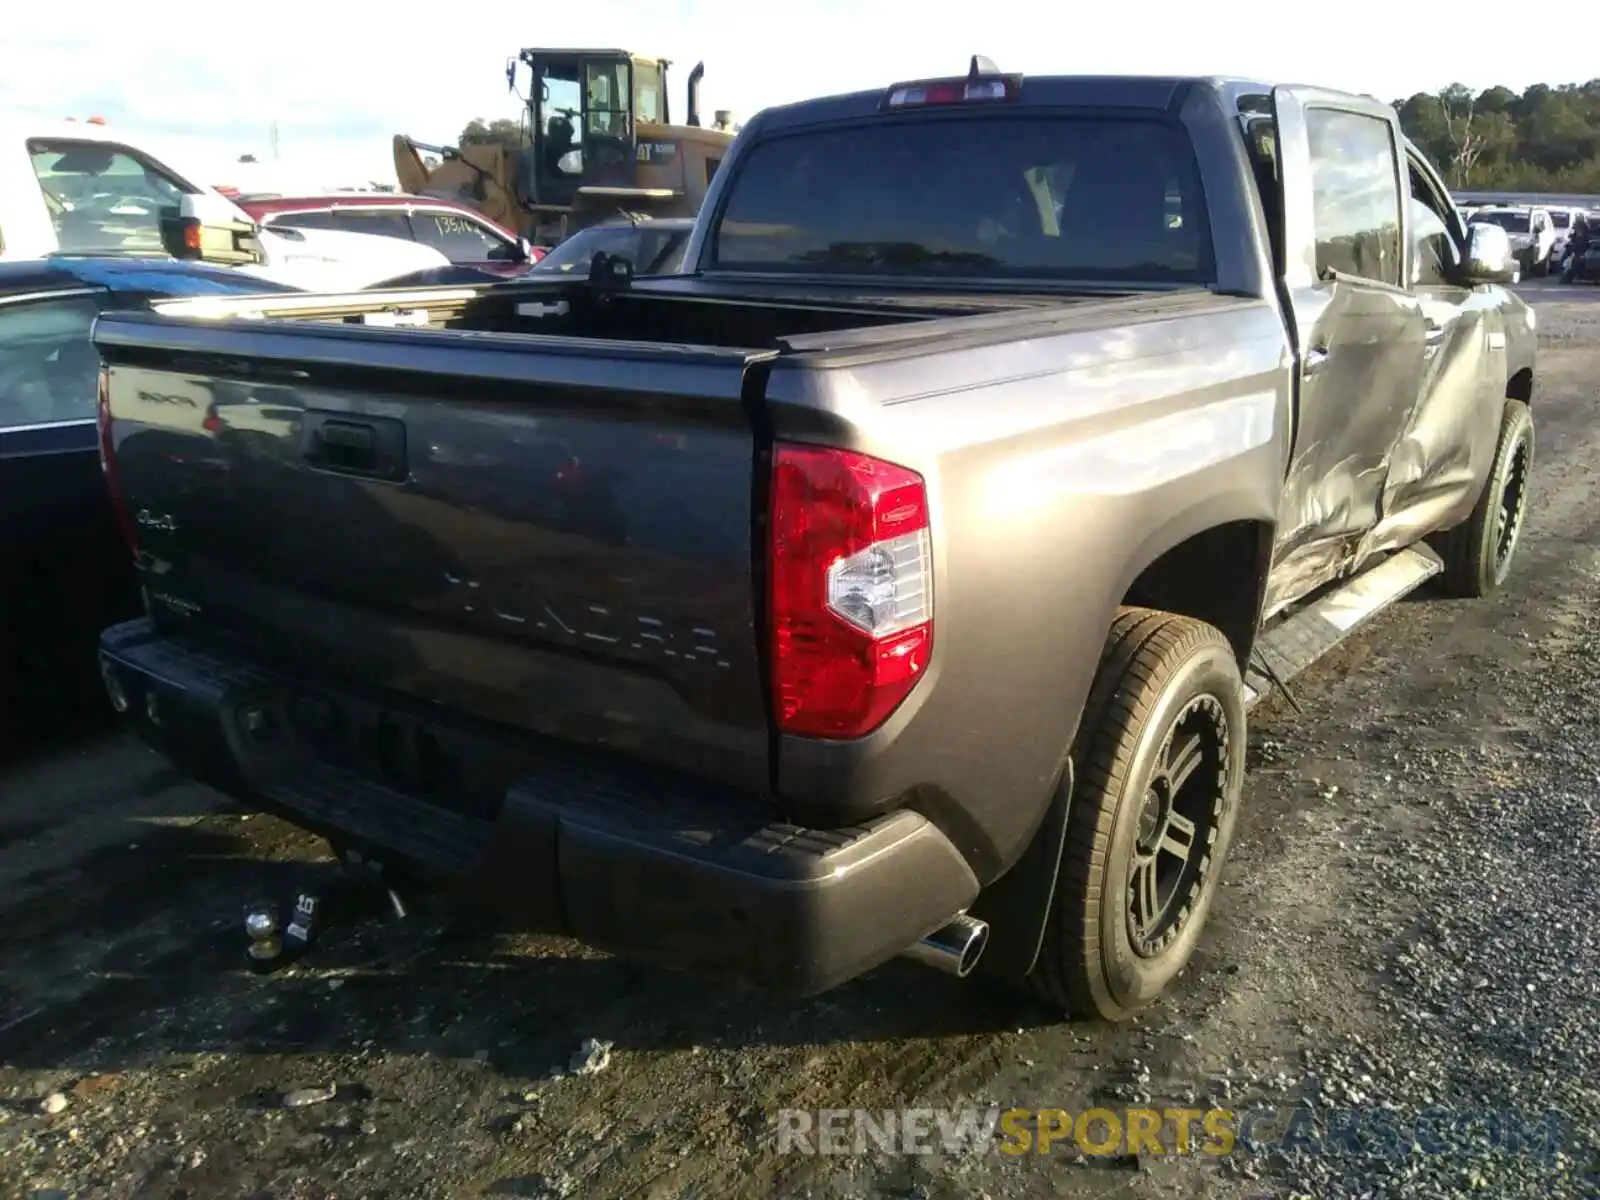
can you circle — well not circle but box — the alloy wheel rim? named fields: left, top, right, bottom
left=1492, top=434, right=1531, bottom=581
left=1126, top=694, right=1230, bottom=958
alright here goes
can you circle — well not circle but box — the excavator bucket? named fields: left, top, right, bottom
left=392, top=135, right=434, bottom=196
left=391, top=136, right=526, bottom=234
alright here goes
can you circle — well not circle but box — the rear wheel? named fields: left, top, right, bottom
left=1430, top=398, right=1533, bottom=598
left=1027, top=608, right=1246, bottom=1021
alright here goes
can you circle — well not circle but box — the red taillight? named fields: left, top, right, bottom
left=98, top=367, right=138, bottom=559
left=769, top=444, right=933, bottom=740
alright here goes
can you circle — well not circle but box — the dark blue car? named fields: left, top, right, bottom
left=0, top=257, right=298, bottom=743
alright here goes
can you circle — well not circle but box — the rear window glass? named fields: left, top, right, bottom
left=711, top=116, right=1214, bottom=282
left=1477, top=211, right=1530, bottom=233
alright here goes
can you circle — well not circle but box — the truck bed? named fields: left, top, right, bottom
left=95, top=277, right=1254, bottom=810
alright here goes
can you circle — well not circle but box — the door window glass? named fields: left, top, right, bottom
left=634, top=61, right=665, bottom=125
left=1407, top=163, right=1462, bottom=288
left=1305, top=109, right=1402, bottom=286
left=268, top=210, right=341, bottom=232
left=28, top=140, right=194, bottom=255
left=410, top=211, right=515, bottom=262
left=332, top=211, right=413, bottom=240
left=0, top=294, right=104, bottom=430
left=538, top=60, right=584, bottom=178
left=585, top=61, right=631, bottom=138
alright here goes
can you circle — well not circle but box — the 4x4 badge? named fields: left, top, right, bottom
left=136, top=509, right=177, bottom=534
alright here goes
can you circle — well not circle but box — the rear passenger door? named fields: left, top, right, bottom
left=1263, top=88, right=1428, bottom=613
left=0, top=288, right=111, bottom=552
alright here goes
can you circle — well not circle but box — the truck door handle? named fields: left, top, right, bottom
left=1302, top=347, right=1330, bottom=377
left=300, top=412, right=408, bottom=482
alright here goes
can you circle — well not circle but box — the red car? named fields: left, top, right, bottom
left=233, top=193, right=544, bottom=276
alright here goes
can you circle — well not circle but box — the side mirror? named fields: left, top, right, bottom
left=1462, top=221, right=1518, bottom=285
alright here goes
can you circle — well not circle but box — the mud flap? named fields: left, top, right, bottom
left=966, top=759, right=1073, bottom=982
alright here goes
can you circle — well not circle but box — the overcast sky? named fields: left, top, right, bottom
left=8, top=1, right=1597, bottom=188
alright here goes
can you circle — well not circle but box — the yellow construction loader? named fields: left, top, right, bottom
left=394, top=49, right=738, bottom=246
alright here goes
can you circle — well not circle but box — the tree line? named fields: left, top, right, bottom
left=459, top=118, right=528, bottom=153
left=1395, top=81, right=1600, bottom=192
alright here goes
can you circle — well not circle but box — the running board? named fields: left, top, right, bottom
left=1244, top=545, right=1443, bottom=711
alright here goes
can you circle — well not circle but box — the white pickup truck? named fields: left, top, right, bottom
left=1469, top=204, right=1557, bottom=276
left=1, top=120, right=447, bottom=289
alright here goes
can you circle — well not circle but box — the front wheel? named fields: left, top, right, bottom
left=1431, top=398, right=1534, bottom=598
left=1027, top=609, right=1247, bottom=1021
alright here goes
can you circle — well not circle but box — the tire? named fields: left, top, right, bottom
left=1430, top=398, right=1534, bottom=599
left=1026, top=608, right=1247, bottom=1021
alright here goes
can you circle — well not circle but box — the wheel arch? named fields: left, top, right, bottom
left=967, top=510, right=1276, bottom=985
left=1507, top=365, right=1533, bottom=407
left=1118, top=517, right=1278, bottom=673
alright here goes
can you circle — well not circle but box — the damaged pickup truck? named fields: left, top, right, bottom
left=93, top=68, right=1536, bottom=1021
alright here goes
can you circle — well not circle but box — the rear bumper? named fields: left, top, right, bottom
left=98, top=619, right=980, bottom=995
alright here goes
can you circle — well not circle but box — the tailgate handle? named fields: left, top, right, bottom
left=301, top=412, right=407, bottom=482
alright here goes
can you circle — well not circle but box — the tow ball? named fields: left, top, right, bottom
left=242, top=849, right=410, bottom=974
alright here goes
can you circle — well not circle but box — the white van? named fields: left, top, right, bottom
left=1469, top=205, right=1557, bottom=275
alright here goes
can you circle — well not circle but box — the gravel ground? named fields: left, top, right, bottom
left=2, top=287, right=1598, bottom=1200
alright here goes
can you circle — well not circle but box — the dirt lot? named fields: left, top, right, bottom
left=3, top=287, right=1600, bottom=1200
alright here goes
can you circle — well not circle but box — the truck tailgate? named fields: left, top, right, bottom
left=93, top=313, right=776, bottom=794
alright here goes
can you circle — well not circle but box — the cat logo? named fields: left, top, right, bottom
left=636, top=141, right=678, bottom=163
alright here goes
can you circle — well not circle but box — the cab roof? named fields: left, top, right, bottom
left=747, top=73, right=1393, bottom=135
left=517, top=48, right=666, bottom=63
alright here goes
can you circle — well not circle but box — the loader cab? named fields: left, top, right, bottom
left=518, top=49, right=671, bottom=207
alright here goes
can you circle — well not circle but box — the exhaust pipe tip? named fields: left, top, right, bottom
left=899, top=914, right=990, bottom=978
